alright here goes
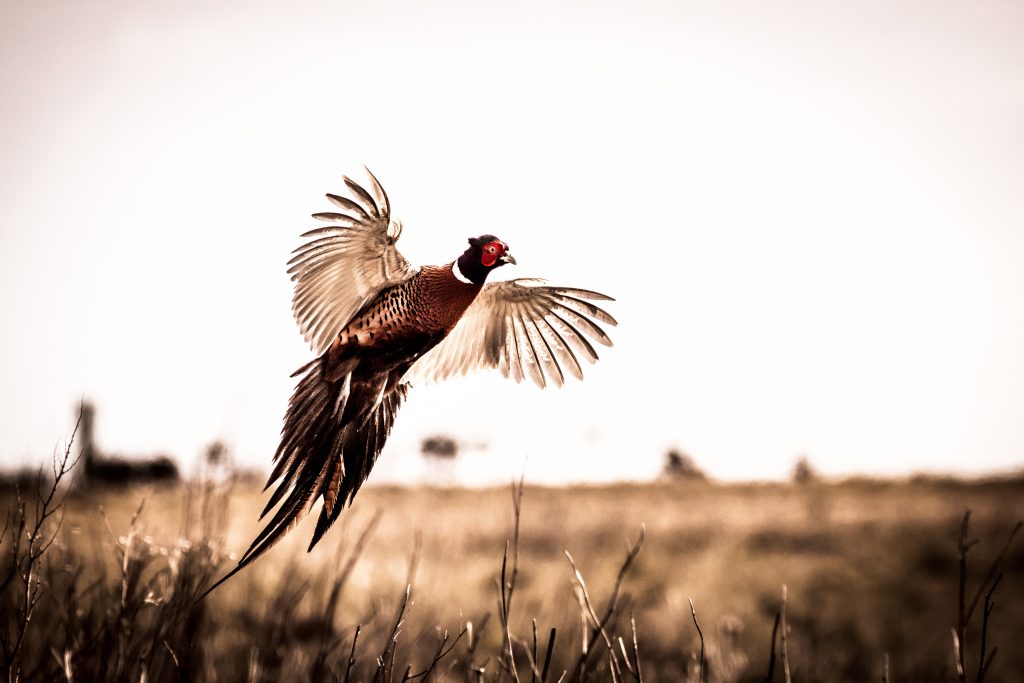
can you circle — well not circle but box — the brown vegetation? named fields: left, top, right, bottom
left=1, top=438, right=1022, bottom=681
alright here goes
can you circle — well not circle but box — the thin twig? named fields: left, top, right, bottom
left=531, top=619, right=539, bottom=683
left=764, top=610, right=781, bottom=683
left=3, top=409, right=82, bottom=683
left=343, top=625, right=361, bottom=683
left=977, top=574, right=1002, bottom=683
left=314, top=513, right=381, bottom=677
left=955, top=511, right=974, bottom=683
left=405, top=627, right=468, bottom=681
left=565, top=526, right=645, bottom=682
left=374, top=584, right=412, bottom=683
left=688, top=598, right=704, bottom=683
left=780, top=585, right=791, bottom=683
left=541, top=628, right=557, bottom=683
left=966, top=522, right=1021, bottom=622
left=951, top=628, right=964, bottom=683
left=630, top=615, right=643, bottom=683
left=464, top=614, right=491, bottom=682
left=497, top=477, right=524, bottom=683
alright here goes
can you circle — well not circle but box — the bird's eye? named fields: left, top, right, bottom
left=487, top=246, right=496, bottom=253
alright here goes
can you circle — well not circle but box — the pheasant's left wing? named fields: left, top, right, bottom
left=289, top=168, right=419, bottom=355
left=406, top=279, right=617, bottom=388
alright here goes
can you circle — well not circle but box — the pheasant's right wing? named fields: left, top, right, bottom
left=289, top=168, right=419, bottom=354
left=406, top=278, right=617, bottom=389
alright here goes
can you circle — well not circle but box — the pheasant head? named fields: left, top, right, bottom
left=456, top=234, right=517, bottom=285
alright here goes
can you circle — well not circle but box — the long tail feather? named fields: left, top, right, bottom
left=309, top=385, right=407, bottom=549
left=197, top=362, right=407, bottom=602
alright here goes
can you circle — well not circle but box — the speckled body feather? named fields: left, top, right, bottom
left=328, top=264, right=483, bottom=371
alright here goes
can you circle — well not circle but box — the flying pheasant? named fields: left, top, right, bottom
left=203, top=169, right=616, bottom=594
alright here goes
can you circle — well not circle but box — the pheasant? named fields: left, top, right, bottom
left=203, top=169, right=616, bottom=595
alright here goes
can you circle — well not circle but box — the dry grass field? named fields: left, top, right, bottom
left=2, top=459, right=1022, bottom=682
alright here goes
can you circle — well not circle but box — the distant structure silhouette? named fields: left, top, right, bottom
left=0, top=469, right=47, bottom=493
left=420, top=435, right=459, bottom=460
left=77, top=402, right=179, bottom=487
left=791, top=455, right=818, bottom=486
left=420, top=435, right=459, bottom=486
left=661, top=449, right=708, bottom=482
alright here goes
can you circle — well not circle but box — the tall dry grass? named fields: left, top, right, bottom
left=2, top=433, right=1022, bottom=682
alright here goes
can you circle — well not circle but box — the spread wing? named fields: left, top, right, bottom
left=406, top=279, right=617, bottom=388
left=289, top=168, right=419, bottom=354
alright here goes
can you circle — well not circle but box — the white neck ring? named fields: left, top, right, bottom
left=452, top=260, right=473, bottom=284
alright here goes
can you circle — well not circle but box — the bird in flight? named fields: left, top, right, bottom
left=203, top=169, right=616, bottom=595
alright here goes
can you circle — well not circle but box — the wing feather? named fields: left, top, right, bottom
left=547, top=308, right=601, bottom=363
left=536, top=313, right=584, bottom=381
left=550, top=293, right=619, bottom=325
left=505, top=310, right=524, bottom=383
left=545, top=300, right=615, bottom=347
left=406, top=279, right=616, bottom=389
left=309, top=213, right=361, bottom=225
left=325, top=193, right=372, bottom=220
left=523, top=300, right=566, bottom=386
left=343, top=175, right=381, bottom=218
left=512, top=311, right=545, bottom=388
left=364, top=166, right=391, bottom=218
left=289, top=171, right=418, bottom=354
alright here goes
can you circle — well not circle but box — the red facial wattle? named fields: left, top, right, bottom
left=481, top=241, right=507, bottom=267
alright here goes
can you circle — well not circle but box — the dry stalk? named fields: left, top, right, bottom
left=953, top=509, right=1021, bottom=683
left=374, top=583, right=412, bottom=683
left=514, top=619, right=546, bottom=683
left=1, top=412, right=81, bottom=683
left=780, top=585, right=791, bottom=683
left=343, top=625, right=361, bottom=683
left=565, top=525, right=645, bottom=682
left=966, top=522, right=1021, bottom=622
left=976, top=574, right=1001, bottom=683
left=403, top=626, right=468, bottom=681
left=955, top=511, right=975, bottom=683
left=464, top=614, right=491, bottom=682
left=763, top=610, right=781, bottom=683
left=312, top=512, right=382, bottom=679
left=497, top=477, right=525, bottom=683
left=614, top=614, right=642, bottom=683
left=687, top=598, right=704, bottom=683
left=542, top=627, right=558, bottom=682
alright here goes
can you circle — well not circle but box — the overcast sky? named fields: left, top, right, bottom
left=1, top=0, right=1022, bottom=483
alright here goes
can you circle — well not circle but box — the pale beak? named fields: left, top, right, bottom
left=500, top=253, right=517, bottom=265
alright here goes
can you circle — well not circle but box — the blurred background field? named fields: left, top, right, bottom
left=4, top=2, right=1023, bottom=680
left=4, top=468, right=1021, bottom=682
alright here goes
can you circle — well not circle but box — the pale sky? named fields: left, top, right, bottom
left=1, top=0, right=1023, bottom=483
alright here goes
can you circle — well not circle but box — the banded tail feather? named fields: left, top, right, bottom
left=197, top=360, right=407, bottom=601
